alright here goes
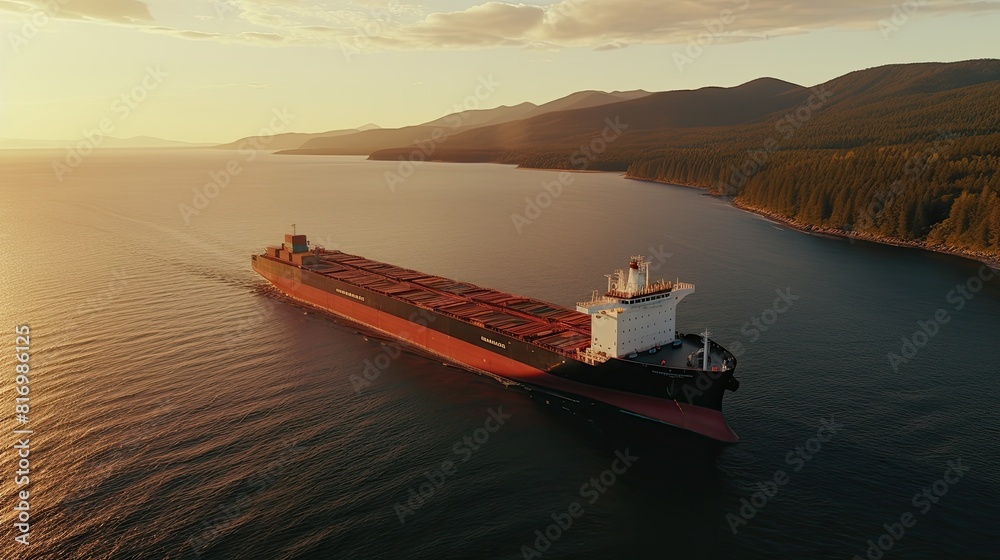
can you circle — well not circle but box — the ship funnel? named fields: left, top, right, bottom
left=625, top=258, right=646, bottom=294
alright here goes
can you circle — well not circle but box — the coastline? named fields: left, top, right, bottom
left=624, top=175, right=1000, bottom=270
left=515, top=166, right=607, bottom=173
left=734, top=199, right=1000, bottom=270
left=624, top=176, right=710, bottom=191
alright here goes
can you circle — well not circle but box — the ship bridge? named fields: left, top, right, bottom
left=576, top=256, right=695, bottom=361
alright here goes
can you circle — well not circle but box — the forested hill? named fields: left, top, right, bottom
left=625, top=61, right=1000, bottom=260
left=369, top=59, right=1000, bottom=261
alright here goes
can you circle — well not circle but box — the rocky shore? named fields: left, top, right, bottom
left=623, top=175, right=999, bottom=269
left=731, top=199, right=1000, bottom=270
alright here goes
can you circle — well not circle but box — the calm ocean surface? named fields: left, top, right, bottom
left=1, top=149, right=998, bottom=559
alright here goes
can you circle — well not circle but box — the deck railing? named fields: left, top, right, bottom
left=577, top=348, right=610, bottom=365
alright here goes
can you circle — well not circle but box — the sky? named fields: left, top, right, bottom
left=1, top=0, right=998, bottom=144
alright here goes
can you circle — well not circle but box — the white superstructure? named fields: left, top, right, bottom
left=576, top=256, right=695, bottom=360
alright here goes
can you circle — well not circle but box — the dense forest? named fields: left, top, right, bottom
left=624, top=134, right=1000, bottom=256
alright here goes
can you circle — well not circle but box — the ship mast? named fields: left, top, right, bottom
left=701, top=328, right=711, bottom=371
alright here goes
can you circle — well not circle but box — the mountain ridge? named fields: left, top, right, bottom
left=273, top=89, right=651, bottom=155
left=359, top=59, right=1000, bottom=263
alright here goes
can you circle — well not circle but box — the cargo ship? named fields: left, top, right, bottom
left=252, top=233, right=741, bottom=442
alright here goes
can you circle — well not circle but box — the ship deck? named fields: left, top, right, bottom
left=302, top=249, right=593, bottom=357
left=626, top=335, right=733, bottom=371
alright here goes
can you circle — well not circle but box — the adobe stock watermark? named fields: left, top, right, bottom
left=338, top=3, right=398, bottom=63
left=225, top=234, right=339, bottom=353
left=850, top=458, right=969, bottom=560
left=52, top=65, right=167, bottom=182
left=60, top=397, right=175, bottom=508
left=49, top=268, right=131, bottom=351
left=680, top=287, right=797, bottom=403
left=510, top=116, right=628, bottom=233
left=178, top=107, right=294, bottom=223
left=187, top=443, right=307, bottom=556
left=394, top=407, right=511, bottom=524
left=729, top=287, right=799, bottom=353
left=718, top=86, right=834, bottom=196
left=888, top=264, right=996, bottom=372
left=208, top=0, right=238, bottom=21
left=645, top=244, right=673, bottom=273
left=385, top=75, right=501, bottom=191
left=672, top=0, right=751, bottom=72
left=727, top=416, right=842, bottom=534
left=878, top=0, right=927, bottom=40
left=851, top=130, right=956, bottom=241
left=222, top=297, right=278, bottom=357
left=7, top=0, right=72, bottom=54
left=681, top=287, right=798, bottom=403
left=350, top=309, right=437, bottom=393
left=519, top=449, right=638, bottom=558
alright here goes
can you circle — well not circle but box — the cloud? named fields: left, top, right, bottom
left=235, top=30, right=285, bottom=42
left=359, top=0, right=1000, bottom=50
left=2, top=0, right=997, bottom=51
left=364, top=2, right=543, bottom=48
left=594, top=40, right=629, bottom=51
left=0, top=0, right=152, bottom=23
left=170, top=29, right=221, bottom=40
left=0, top=0, right=29, bottom=13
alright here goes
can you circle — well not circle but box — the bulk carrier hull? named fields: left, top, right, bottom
left=252, top=235, right=740, bottom=442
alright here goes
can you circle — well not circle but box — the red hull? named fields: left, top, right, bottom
left=258, top=267, right=738, bottom=442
